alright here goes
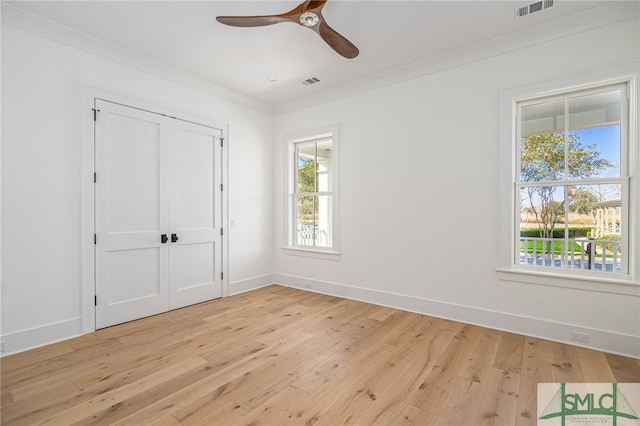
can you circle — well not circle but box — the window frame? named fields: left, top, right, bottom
left=283, top=125, right=340, bottom=260
left=515, top=83, right=629, bottom=274
left=497, top=66, right=639, bottom=295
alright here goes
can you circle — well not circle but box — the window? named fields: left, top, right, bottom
left=512, top=81, right=630, bottom=277
left=285, top=127, right=339, bottom=258
left=498, top=72, right=638, bottom=283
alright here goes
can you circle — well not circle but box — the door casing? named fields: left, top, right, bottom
left=80, top=86, right=229, bottom=334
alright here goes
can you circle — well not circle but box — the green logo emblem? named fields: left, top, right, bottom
left=539, top=383, right=639, bottom=426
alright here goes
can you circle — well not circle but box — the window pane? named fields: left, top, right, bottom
left=567, top=90, right=621, bottom=179
left=315, top=195, right=332, bottom=248
left=295, top=195, right=332, bottom=248
left=316, top=140, right=332, bottom=193
left=296, top=195, right=315, bottom=246
left=519, top=185, right=567, bottom=240
left=519, top=183, right=623, bottom=273
left=297, top=142, right=316, bottom=193
left=585, top=183, right=623, bottom=236
left=520, top=100, right=566, bottom=181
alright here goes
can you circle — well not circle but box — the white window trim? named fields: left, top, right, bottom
left=283, top=125, right=340, bottom=260
left=497, top=63, right=640, bottom=296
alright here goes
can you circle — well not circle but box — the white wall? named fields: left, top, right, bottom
left=273, top=14, right=640, bottom=357
left=1, top=21, right=273, bottom=354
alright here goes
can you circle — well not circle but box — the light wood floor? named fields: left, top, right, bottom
left=1, top=285, right=639, bottom=425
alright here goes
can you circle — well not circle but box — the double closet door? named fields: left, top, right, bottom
left=94, top=100, right=223, bottom=329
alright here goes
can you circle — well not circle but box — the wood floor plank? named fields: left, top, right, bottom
left=0, top=381, right=82, bottom=425
left=397, top=403, right=439, bottom=425
left=406, top=324, right=477, bottom=413
left=605, top=352, right=640, bottom=382
left=515, top=337, right=556, bottom=426
left=475, top=368, right=521, bottom=426
left=109, top=331, right=313, bottom=426
left=1, top=285, right=638, bottom=426
left=237, top=385, right=320, bottom=426
left=38, top=356, right=208, bottom=425
left=492, top=332, right=525, bottom=375
left=433, top=376, right=486, bottom=426
left=575, top=347, right=617, bottom=382
left=457, top=328, right=502, bottom=385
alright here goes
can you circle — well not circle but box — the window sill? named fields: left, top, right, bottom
left=282, top=247, right=341, bottom=261
left=496, top=266, right=640, bottom=296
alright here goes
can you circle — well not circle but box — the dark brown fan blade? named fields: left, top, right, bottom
left=317, top=20, right=359, bottom=59
left=216, top=0, right=359, bottom=59
left=217, top=0, right=308, bottom=27
left=216, top=15, right=291, bottom=27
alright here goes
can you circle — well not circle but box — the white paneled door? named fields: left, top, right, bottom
left=95, top=100, right=223, bottom=329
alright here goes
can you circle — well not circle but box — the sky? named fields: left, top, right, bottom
left=575, top=124, right=621, bottom=176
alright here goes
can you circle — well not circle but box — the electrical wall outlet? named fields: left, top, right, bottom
left=570, top=331, right=590, bottom=344
left=0, top=342, right=6, bottom=352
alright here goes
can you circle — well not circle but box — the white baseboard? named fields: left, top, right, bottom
left=3, top=277, right=636, bottom=359
left=229, top=274, right=275, bottom=296
left=0, top=275, right=274, bottom=357
left=274, top=273, right=640, bottom=359
left=0, top=317, right=82, bottom=357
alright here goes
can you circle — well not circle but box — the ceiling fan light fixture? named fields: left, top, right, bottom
left=299, top=12, right=319, bottom=27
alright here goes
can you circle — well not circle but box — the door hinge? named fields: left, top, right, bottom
left=220, top=183, right=223, bottom=191
left=94, top=234, right=97, bottom=245
left=221, top=272, right=224, bottom=280
left=220, top=228, right=224, bottom=236
left=94, top=295, right=97, bottom=306
left=220, top=137, right=224, bottom=148
left=94, top=172, right=97, bottom=183
left=92, top=108, right=100, bottom=121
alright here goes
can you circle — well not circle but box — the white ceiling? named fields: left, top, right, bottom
left=4, top=1, right=620, bottom=106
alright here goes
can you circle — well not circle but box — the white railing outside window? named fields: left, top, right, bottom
left=519, top=237, right=622, bottom=273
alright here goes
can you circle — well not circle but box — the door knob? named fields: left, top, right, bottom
left=171, top=233, right=179, bottom=243
left=161, top=234, right=168, bottom=244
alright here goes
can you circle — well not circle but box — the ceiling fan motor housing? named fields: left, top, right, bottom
left=299, top=12, right=320, bottom=27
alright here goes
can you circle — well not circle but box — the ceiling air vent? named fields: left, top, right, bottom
left=302, top=77, right=320, bottom=86
left=516, top=0, right=554, bottom=18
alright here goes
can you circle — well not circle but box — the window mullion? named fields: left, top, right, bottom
left=516, top=177, right=626, bottom=189
left=313, top=143, right=317, bottom=247
left=564, top=98, right=569, bottom=180
left=563, top=98, right=570, bottom=269
left=293, top=145, right=299, bottom=246
left=312, top=196, right=316, bottom=247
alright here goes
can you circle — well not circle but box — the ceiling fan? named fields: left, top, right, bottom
left=216, top=0, right=359, bottom=59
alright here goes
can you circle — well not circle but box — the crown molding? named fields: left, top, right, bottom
left=1, top=3, right=274, bottom=116
left=274, top=1, right=639, bottom=116
left=3, top=1, right=637, bottom=118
